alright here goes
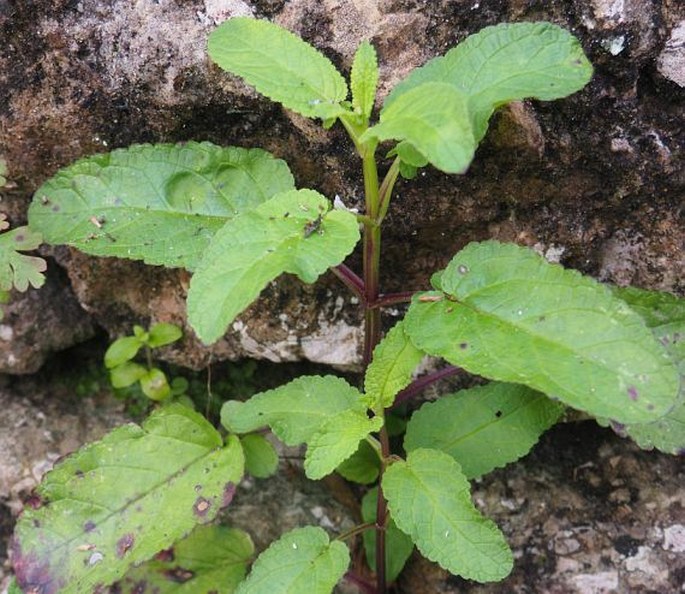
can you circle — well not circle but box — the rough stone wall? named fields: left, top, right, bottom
left=0, top=0, right=683, bottom=372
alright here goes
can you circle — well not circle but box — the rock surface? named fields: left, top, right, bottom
left=1, top=0, right=683, bottom=372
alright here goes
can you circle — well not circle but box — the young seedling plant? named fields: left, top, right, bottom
left=10, top=16, right=684, bottom=594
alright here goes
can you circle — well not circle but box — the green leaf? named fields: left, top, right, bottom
left=105, top=335, right=143, bottom=368
left=240, top=433, right=279, bottom=479
left=0, top=156, right=7, bottom=188
left=304, top=409, right=383, bottom=480
left=606, top=287, right=685, bottom=454
left=208, top=18, right=349, bottom=121
left=110, top=361, right=147, bottom=388
left=350, top=41, right=378, bottom=120
left=148, top=322, right=183, bottom=348
left=360, top=82, right=476, bottom=174
left=382, top=449, right=513, bottom=582
left=115, top=525, right=254, bottom=594
left=140, top=367, right=172, bottom=401
left=7, top=577, right=21, bottom=594
left=335, top=440, right=380, bottom=484
left=236, top=526, right=349, bottom=594
left=386, top=22, right=592, bottom=141
left=221, top=375, right=365, bottom=446
left=29, top=143, right=295, bottom=270
left=187, top=189, right=360, bottom=344
left=364, top=321, right=424, bottom=410
left=0, top=225, right=46, bottom=292
left=11, top=405, right=245, bottom=594
left=361, top=487, right=414, bottom=584
left=404, top=382, right=564, bottom=478
left=404, top=241, right=680, bottom=424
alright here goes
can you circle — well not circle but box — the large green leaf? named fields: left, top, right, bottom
left=304, top=409, right=382, bottom=480
left=335, top=440, right=380, bottom=484
left=382, top=449, right=513, bottom=582
left=29, top=143, right=294, bottom=270
left=350, top=41, right=378, bottom=120
left=404, top=382, right=564, bottom=478
left=11, top=405, right=244, bottom=594
left=363, top=321, right=424, bottom=410
left=187, top=189, right=360, bottom=344
left=404, top=241, right=680, bottom=424
left=0, top=225, right=46, bottom=292
left=386, top=22, right=592, bottom=141
left=360, top=82, right=475, bottom=174
left=236, top=527, right=349, bottom=594
left=607, top=287, right=685, bottom=454
left=114, top=525, right=254, bottom=593
left=361, top=487, right=414, bottom=584
left=221, top=375, right=365, bottom=446
left=240, top=433, right=279, bottom=479
left=208, top=18, right=349, bottom=121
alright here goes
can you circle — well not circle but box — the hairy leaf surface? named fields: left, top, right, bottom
left=221, top=375, right=365, bottom=445
left=240, top=433, right=279, bottom=478
left=208, top=18, right=349, bottom=120
left=405, top=241, right=680, bottom=424
left=405, top=382, right=564, bottom=478
left=236, top=526, right=349, bottom=594
left=335, top=440, right=380, bottom=484
left=386, top=22, right=592, bottom=141
left=0, top=225, right=46, bottom=292
left=304, top=409, right=382, bottom=480
left=361, top=83, right=475, bottom=174
left=383, top=449, right=513, bottom=582
left=187, top=189, right=359, bottom=344
left=29, top=143, right=294, bottom=269
left=115, top=526, right=253, bottom=593
left=11, top=405, right=244, bottom=594
left=607, top=287, right=685, bottom=454
left=351, top=41, right=378, bottom=120
left=361, top=487, right=414, bottom=584
left=364, top=321, right=424, bottom=410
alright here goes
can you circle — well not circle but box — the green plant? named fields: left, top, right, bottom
left=10, top=17, right=684, bottom=594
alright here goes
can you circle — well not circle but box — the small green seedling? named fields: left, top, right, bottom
left=105, top=322, right=185, bottom=402
left=11, top=16, right=683, bottom=594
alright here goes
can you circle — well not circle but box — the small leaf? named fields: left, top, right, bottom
left=148, top=322, right=183, bottom=348
left=382, top=449, right=513, bottom=582
left=29, top=143, right=295, bottom=270
left=140, top=368, right=172, bottom=401
left=187, top=189, right=360, bottom=344
left=350, top=41, right=378, bottom=120
left=361, top=487, right=414, bottom=584
left=114, top=525, right=254, bottom=593
left=304, top=410, right=383, bottom=480
left=0, top=226, right=46, bottom=292
left=361, top=82, right=475, bottom=174
left=335, top=440, right=380, bottom=484
left=110, top=361, right=147, bottom=389
left=7, top=577, right=21, bottom=594
left=404, top=382, right=564, bottom=478
left=236, top=526, right=350, bottom=594
left=404, top=241, right=680, bottom=424
left=11, top=405, right=244, bottom=594
left=241, top=433, right=279, bottom=479
left=606, top=287, right=685, bottom=454
left=208, top=18, right=349, bottom=121
left=364, top=321, right=424, bottom=410
left=105, top=335, right=143, bottom=369
left=221, top=375, right=365, bottom=445
left=386, top=22, right=592, bottom=141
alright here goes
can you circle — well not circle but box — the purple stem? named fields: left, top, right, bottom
left=371, top=291, right=415, bottom=309
left=391, top=365, right=462, bottom=409
left=332, top=264, right=366, bottom=302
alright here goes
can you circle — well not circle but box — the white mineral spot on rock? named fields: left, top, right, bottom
left=601, top=35, right=626, bottom=55
left=569, top=570, right=619, bottom=593
left=300, top=319, right=362, bottom=367
left=0, top=325, right=13, bottom=341
left=311, top=505, right=335, bottom=529
left=591, top=0, right=626, bottom=23
left=624, top=545, right=659, bottom=573
left=658, top=21, right=685, bottom=87
left=663, top=524, right=685, bottom=552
